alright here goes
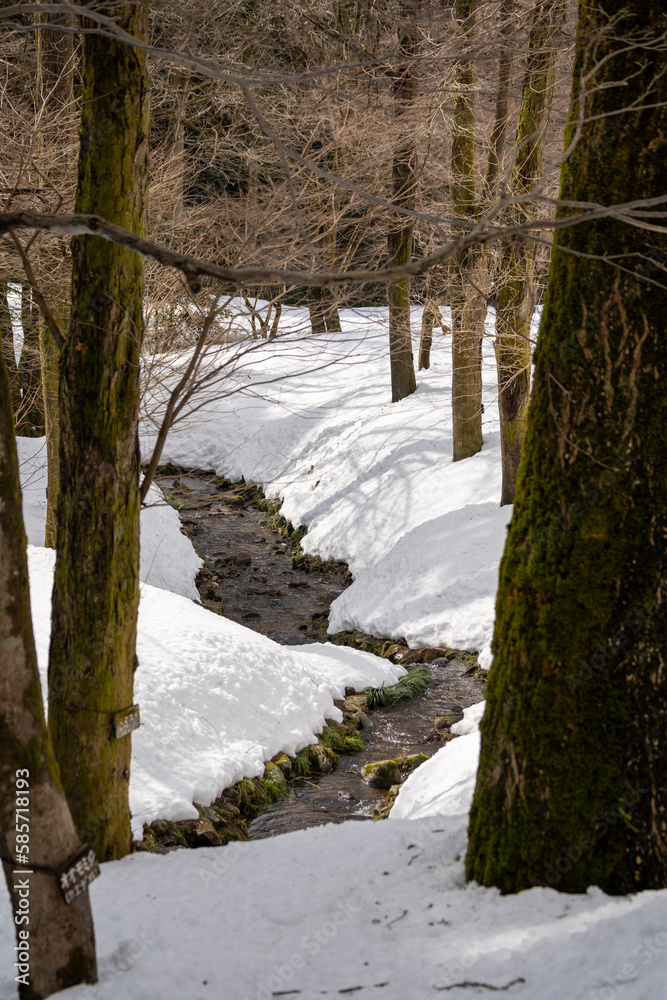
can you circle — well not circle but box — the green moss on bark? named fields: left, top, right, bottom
left=48, top=1, right=150, bottom=863
left=466, top=0, right=667, bottom=895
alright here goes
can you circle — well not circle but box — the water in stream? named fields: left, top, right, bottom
left=157, top=468, right=485, bottom=840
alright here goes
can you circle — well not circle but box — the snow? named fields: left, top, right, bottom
left=26, top=546, right=404, bottom=836
left=389, top=700, right=485, bottom=821
left=6, top=303, right=667, bottom=1000
left=141, top=303, right=505, bottom=658
left=450, top=699, right=486, bottom=736
left=329, top=502, right=513, bottom=657
left=138, top=480, right=203, bottom=601
left=4, top=796, right=667, bottom=1000
left=17, top=437, right=203, bottom=601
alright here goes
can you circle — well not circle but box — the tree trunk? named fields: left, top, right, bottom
left=466, top=0, right=667, bottom=895
left=0, top=283, right=22, bottom=422
left=320, top=286, right=342, bottom=332
left=418, top=303, right=434, bottom=370
left=40, top=326, right=60, bottom=548
left=307, top=286, right=328, bottom=334
left=483, top=0, right=515, bottom=196
left=17, top=285, right=45, bottom=437
left=494, top=0, right=562, bottom=506
left=0, top=345, right=97, bottom=999
left=451, top=0, right=484, bottom=460
left=268, top=301, right=282, bottom=339
left=48, top=1, right=149, bottom=863
left=387, top=0, right=418, bottom=403
left=418, top=264, right=441, bottom=371
left=36, top=6, right=75, bottom=548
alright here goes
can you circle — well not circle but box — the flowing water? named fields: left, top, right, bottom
left=157, top=468, right=484, bottom=839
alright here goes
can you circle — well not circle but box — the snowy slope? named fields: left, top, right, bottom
left=17, top=437, right=202, bottom=601
left=142, top=304, right=506, bottom=658
left=27, top=546, right=404, bottom=836
left=4, top=305, right=667, bottom=1000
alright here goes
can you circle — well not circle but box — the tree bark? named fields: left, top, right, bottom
left=48, top=1, right=149, bottom=862
left=0, top=345, right=97, bottom=999
left=307, top=286, right=328, bottom=334
left=268, top=300, right=282, bottom=339
left=418, top=303, right=434, bottom=370
left=17, top=285, right=45, bottom=437
left=466, top=0, right=667, bottom=895
left=320, top=286, right=342, bottom=332
left=451, top=0, right=484, bottom=460
left=494, top=0, right=562, bottom=506
left=0, top=283, right=22, bottom=422
left=418, top=264, right=441, bottom=370
left=387, top=0, right=418, bottom=403
left=36, top=4, right=75, bottom=548
left=484, top=0, right=515, bottom=197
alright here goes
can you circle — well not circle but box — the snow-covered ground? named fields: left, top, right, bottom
left=25, top=546, right=405, bottom=836
left=5, top=304, right=667, bottom=1000
left=17, top=437, right=202, bottom=601
left=141, top=302, right=507, bottom=666
left=4, top=706, right=666, bottom=1000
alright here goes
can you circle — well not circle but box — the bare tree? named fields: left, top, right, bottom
left=493, top=0, right=564, bottom=506
left=387, top=0, right=419, bottom=401
left=450, top=0, right=486, bottom=461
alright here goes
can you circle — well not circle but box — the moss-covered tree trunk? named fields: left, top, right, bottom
left=494, top=0, right=562, bottom=506
left=48, top=1, right=149, bottom=862
left=387, top=0, right=418, bottom=403
left=36, top=6, right=75, bottom=548
left=466, top=0, right=667, bottom=895
left=40, top=320, right=61, bottom=548
left=451, top=0, right=484, bottom=460
left=0, top=345, right=97, bottom=998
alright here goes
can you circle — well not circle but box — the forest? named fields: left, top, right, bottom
left=1, top=1, right=667, bottom=998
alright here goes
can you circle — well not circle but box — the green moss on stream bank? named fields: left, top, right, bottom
left=141, top=467, right=483, bottom=851
left=134, top=719, right=366, bottom=853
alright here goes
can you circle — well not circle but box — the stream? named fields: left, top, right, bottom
left=156, top=468, right=484, bottom=839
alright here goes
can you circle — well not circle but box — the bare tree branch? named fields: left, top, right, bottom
left=3, top=203, right=667, bottom=292
left=9, top=232, right=65, bottom=348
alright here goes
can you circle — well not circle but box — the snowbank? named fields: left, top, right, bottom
left=27, top=546, right=403, bottom=836
left=328, top=503, right=512, bottom=659
left=390, top=700, right=485, bottom=821
left=143, top=304, right=507, bottom=656
left=17, top=437, right=202, bottom=601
